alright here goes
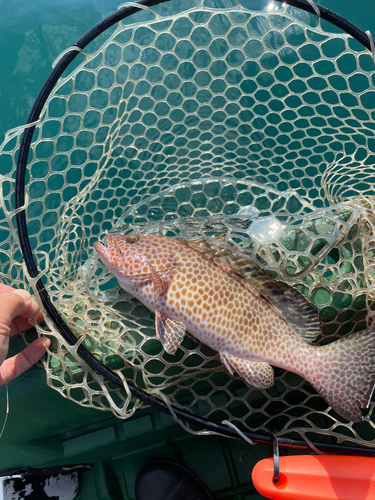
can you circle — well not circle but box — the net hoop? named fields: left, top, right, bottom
left=13, top=0, right=375, bottom=453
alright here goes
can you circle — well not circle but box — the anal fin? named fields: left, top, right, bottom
left=221, top=353, right=274, bottom=389
left=155, top=312, right=186, bottom=355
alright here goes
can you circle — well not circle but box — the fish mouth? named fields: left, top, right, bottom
left=94, top=240, right=109, bottom=256
left=94, top=234, right=112, bottom=248
left=94, top=240, right=106, bottom=249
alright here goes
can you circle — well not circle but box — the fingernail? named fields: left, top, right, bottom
left=11, top=289, right=32, bottom=303
left=40, top=337, right=51, bottom=348
left=30, top=297, right=39, bottom=309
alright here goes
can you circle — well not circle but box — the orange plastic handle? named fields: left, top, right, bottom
left=252, top=455, right=375, bottom=500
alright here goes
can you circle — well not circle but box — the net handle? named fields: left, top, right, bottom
left=13, top=0, right=375, bottom=453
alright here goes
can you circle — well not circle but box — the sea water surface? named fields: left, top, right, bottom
left=0, top=0, right=120, bottom=143
left=0, top=0, right=374, bottom=146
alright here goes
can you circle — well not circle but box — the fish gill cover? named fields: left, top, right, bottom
left=1, top=0, right=375, bottom=450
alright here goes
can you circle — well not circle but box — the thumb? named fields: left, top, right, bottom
left=0, top=291, right=41, bottom=338
left=0, top=337, right=51, bottom=385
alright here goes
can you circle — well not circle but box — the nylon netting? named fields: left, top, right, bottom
left=1, top=0, right=375, bottom=449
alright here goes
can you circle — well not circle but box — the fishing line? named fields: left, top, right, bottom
left=0, top=383, right=9, bottom=441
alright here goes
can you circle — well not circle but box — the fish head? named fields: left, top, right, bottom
left=94, top=233, right=176, bottom=290
left=94, top=234, right=149, bottom=276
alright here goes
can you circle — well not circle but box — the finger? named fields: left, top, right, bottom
left=11, top=316, right=41, bottom=335
left=12, top=290, right=41, bottom=319
left=0, top=293, right=29, bottom=336
left=0, top=292, right=41, bottom=338
left=0, top=287, right=41, bottom=320
left=0, top=337, right=51, bottom=386
left=0, top=288, right=40, bottom=319
left=0, top=284, right=17, bottom=294
left=14, top=308, right=44, bottom=333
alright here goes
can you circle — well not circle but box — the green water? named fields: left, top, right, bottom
left=0, top=0, right=121, bottom=143
left=0, top=0, right=374, bottom=146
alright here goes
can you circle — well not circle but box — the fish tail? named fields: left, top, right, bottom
left=306, top=327, right=375, bottom=422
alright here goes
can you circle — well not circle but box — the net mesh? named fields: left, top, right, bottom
left=1, top=0, right=375, bottom=449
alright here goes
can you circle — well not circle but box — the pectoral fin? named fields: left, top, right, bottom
left=118, top=273, right=153, bottom=287
left=220, top=353, right=274, bottom=389
left=155, top=312, right=186, bottom=355
left=119, top=254, right=173, bottom=303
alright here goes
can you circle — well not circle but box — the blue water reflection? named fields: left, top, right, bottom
left=0, top=0, right=374, bottom=144
left=0, top=0, right=119, bottom=141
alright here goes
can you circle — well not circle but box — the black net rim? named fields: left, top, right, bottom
left=14, top=0, right=375, bottom=454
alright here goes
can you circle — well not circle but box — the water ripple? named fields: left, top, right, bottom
left=0, top=0, right=17, bottom=30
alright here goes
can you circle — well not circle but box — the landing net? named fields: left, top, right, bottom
left=1, top=0, right=375, bottom=451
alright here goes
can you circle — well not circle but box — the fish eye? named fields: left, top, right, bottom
left=125, top=235, right=140, bottom=244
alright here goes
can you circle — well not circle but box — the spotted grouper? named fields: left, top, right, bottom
left=94, top=233, right=375, bottom=422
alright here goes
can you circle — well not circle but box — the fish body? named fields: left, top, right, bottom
left=94, top=233, right=375, bottom=422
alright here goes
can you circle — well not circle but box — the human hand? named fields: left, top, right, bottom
left=0, top=284, right=51, bottom=385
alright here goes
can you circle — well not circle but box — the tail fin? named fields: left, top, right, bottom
left=307, top=327, right=375, bottom=422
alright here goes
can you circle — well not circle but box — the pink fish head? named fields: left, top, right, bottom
left=94, top=233, right=178, bottom=289
left=94, top=234, right=148, bottom=277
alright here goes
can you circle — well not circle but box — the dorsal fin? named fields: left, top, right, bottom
left=191, top=237, right=321, bottom=343
left=181, top=238, right=260, bottom=299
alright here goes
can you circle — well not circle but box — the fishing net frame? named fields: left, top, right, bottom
left=3, top=0, right=375, bottom=454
